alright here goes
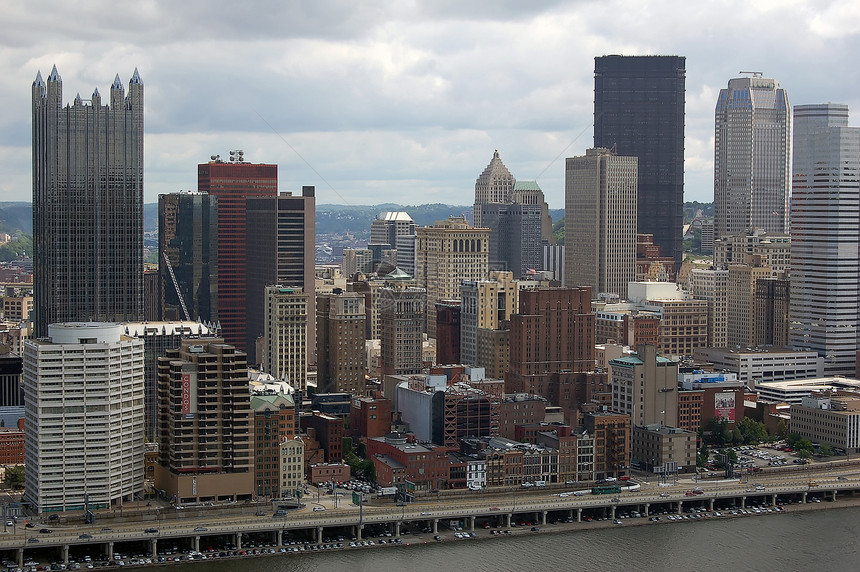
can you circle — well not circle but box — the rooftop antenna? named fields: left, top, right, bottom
left=739, top=71, right=763, bottom=78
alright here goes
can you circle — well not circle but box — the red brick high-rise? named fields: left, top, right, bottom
left=198, top=157, right=278, bottom=350
left=507, top=288, right=595, bottom=397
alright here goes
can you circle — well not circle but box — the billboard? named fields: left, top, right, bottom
left=181, top=371, right=197, bottom=415
left=715, top=391, right=736, bottom=422
left=181, top=373, right=191, bottom=414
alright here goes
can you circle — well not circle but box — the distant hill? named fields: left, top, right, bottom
left=3, top=202, right=713, bottom=240
left=0, top=203, right=33, bottom=235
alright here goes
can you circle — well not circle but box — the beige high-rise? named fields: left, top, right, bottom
left=416, top=216, right=489, bottom=337
left=565, top=148, right=638, bottom=298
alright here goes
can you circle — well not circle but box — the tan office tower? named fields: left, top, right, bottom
left=610, top=344, right=679, bottom=427
left=263, top=286, right=309, bottom=391
left=473, top=150, right=515, bottom=228
left=565, top=148, right=638, bottom=298
left=416, top=216, right=489, bottom=337
left=689, top=268, right=729, bottom=348
left=460, top=271, right=522, bottom=366
left=155, top=337, right=253, bottom=503
left=317, top=291, right=367, bottom=394
left=727, top=256, right=773, bottom=347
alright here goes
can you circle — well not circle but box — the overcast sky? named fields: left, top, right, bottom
left=2, top=0, right=859, bottom=210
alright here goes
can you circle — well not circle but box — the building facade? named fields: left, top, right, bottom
left=610, top=345, right=679, bottom=427
left=198, top=157, right=278, bottom=351
left=507, top=288, right=595, bottom=397
left=565, top=148, right=638, bottom=297
left=316, top=291, right=366, bottom=394
left=158, top=192, right=219, bottom=323
left=473, top=150, right=515, bottom=228
left=790, top=104, right=860, bottom=376
left=23, top=323, right=145, bottom=512
left=155, top=337, right=253, bottom=503
left=594, top=55, right=686, bottom=268
left=246, top=188, right=316, bottom=364
left=714, top=75, right=791, bottom=238
left=252, top=393, right=296, bottom=499
left=263, top=286, right=309, bottom=391
left=32, top=68, right=144, bottom=336
left=416, top=217, right=489, bottom=337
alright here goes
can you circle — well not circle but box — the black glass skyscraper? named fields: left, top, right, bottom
left=32, top=66, right=144, bottom=336
left=594, top=55, right=685, bottom=268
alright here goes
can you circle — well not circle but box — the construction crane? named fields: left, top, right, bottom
left=162, top=252, right=191, bottom=321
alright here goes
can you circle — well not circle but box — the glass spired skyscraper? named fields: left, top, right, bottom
left=594, top=55, right=686, bottom=269
left=32, top=66, right=144, bottom=336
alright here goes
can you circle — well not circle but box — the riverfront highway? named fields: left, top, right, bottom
left=3, top=465, right=860, bottom=554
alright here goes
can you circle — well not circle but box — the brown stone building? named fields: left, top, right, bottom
left=155, top=338, right=254, bottom=502
left=368, top=434, right=449, bottom=490
left=435, top=300, right=461, bottom=365
left=316, top=291, right=366, bottom=394
left=251, top=393, right=296, bottom=499
left=300, top=412, right=344, bottom=463
left=0, top=420, right=25, bottom=465
left=350, top=396, right=393, bottom=439
left=583, top=410, right=630, bottom=479
left=507, top=287, right=594, bottom=397
left=498, top=394, right=547, bottom=439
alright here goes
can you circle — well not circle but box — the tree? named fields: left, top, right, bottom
left=818, top=444, right=833, bottom=457
left=786, top=433, right=801, bottom=448
left=358, top=460, right=376, bottom=483
left=3, top=465, right=24, bottom=489
left=775, top=419, right=788, bottom=439
left=795, top=438, right=814, bottom=455
left=738, top=418, right=768, bottom=444
left=731, top=427, right=743, bottom=445
left=343, top=436, right=354, bottom=457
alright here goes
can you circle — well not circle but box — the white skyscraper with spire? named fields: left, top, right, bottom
left=790, top=103, right=860, bottom=376
left=713, top=74, right=791, bottom=239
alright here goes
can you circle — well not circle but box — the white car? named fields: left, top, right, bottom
left=313, top=506, right=326, bottom=512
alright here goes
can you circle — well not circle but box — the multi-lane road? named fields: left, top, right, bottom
left=2, top=465, right=858, bottom=553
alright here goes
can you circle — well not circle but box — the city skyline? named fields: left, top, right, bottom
left=2, top=2, right=860, bottom=209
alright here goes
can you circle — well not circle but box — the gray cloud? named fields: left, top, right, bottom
left=2, top=0, right=860, bottom=209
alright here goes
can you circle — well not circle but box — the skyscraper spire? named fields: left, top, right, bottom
left=33, top=71, right=44, bottom=88
left=32, top=69, right=144, bottom=335
left=130, top=68, right=142, bottom=85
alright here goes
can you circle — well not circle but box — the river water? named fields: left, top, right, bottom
left=146, top=506, right=860, bottom=572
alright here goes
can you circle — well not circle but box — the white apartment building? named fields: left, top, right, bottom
left=23, top=322, right=145, bottom=512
